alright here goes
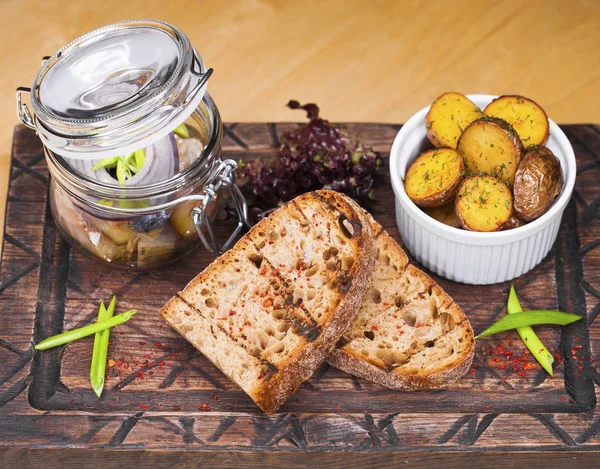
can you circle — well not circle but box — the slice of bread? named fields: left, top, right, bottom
left=328, top=218, right=475, bottom=390
left=160, top=190, right=376, bottom=413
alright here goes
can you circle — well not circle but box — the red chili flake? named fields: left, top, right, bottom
left=144, top=353, right=151, bottom=359
left=371, top=325, right=378, bottom=331
left=504, top=351, right=513, bottom=356
left=469, top=370, right=476, bottom=375
left=229, top=310, right=237, bottom=316
left=296, top=398, right=304, bottom=405
left=268, top=241, right=275, bottom=245
left=154, top=342, right=162, bottom=348
left=123, top=364, right=129, bottom=370
left=504, top=335, right=510, bottom=341
left=258, top=371, right=265, bottom=380
left=575, top=345, right=583, bottom=349
left=578, top=365, right=583, bottom=370
left=499, top=364, right=507, bottom=370
left=263, top=298, right=273, bottom=308
left=198, top=402, right=211, bottom=411
left=173, top=407, right=181, bottom=411
left=176, top=372, right=180, bottom=377
left=241, top=334, right=247, bottom=340
left=485, top=405, right=490, bottom=410
left=139, top=341, right=146, bottom=346
left=69, top=399, right=74, bottom=404
left=139, top=402, right=149, bottom=410
left=137, top=371, right=144, bottom=379
left=561, top=396, right=566, bottom=401
left=244, top=321, right=251, bottom=327
left=212, top=394, right=218, bottom=401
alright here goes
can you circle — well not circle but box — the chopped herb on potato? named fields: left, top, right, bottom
left=425, top=92, right=482, bottom=149
left=457, top=117, right=524, bottom=186
left=404, top=148, right=464, bottom=207
left=483, top=95, right=549, bottom=145
left=455, top=175, right=513, bottom=232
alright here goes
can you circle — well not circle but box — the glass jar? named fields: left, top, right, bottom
left=17, top=20, right=248, bottom=269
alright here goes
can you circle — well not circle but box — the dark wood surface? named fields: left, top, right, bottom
left=1, top=123, right=600, bottom=466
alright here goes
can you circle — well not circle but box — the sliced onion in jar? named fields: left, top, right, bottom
left=68, top=133, right=180, bottom=219
left=68, top=133, right=179, bottom=187
left=125, top=133, right=179, bottom=186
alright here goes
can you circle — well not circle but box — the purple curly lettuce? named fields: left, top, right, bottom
left=239, top=101, right=383, bottom=219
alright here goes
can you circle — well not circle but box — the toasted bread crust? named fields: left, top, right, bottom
left=161, top=190, right=375, bottom=413
left=327, top=225, right=474, bottom=391
left=247, top=191, right=376, bottom=413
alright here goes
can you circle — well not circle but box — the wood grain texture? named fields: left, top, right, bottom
left=0, top=123, right=599, bottom=466
left=2, top=0, right=600, bottom=244
left=1, top=448, right=600, bottom=469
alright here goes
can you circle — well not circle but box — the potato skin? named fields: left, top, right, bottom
left=483, top=95, right=549, bottom=146
left=455, top=175, right=513, bottom=232
left=513, top=145, right=563, bottom=221
left=457, top=116, right=524, bottom=186
left=404, top=148, right=464, bottom=208
left=425, top=92, right=482, bottom=149
left=502, top=213, right=526, bottom=231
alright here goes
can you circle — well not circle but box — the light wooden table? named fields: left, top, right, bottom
left=1, top=0, right=600, bottom=242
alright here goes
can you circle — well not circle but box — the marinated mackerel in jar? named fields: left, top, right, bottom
left=53, top=123, right=211, bottom=268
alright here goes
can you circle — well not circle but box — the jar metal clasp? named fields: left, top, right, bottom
left=192, top=159, right=249, bottom=255
left=16, top=87, right=36, bottom=130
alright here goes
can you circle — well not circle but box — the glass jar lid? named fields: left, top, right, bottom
left=22, top=19, right=213, bottom=160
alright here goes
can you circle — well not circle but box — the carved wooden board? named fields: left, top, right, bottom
left=1, top=124, right=599, bottom=463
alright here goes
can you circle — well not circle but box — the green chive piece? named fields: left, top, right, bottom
left=133, top=149, right=145, bottom=171
left=475, top=310, right=583, bottom=339
left=91, top=156, right=119, bottom=172
left=116, top=159, right=127, bottom=186
left=90, top=301, right=107, bottom=396
left=507, top=286, right=554, bottom=376
left=97, top=199, right=114, bottom=207
left=35, top=309, right=137, bottom=351
left=173, top=123, right=189, bottom=138
left=90, top=297, right=116, bottom=398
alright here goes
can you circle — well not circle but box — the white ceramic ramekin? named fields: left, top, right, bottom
left=390, top=95, right=576, bottom=285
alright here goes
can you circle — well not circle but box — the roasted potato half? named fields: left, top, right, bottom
left=457, top=116, right=524, bottom=186
left=423, top=203, right=460, bottom=228
left=455, top=175, right=513, bottom=232
left=513, top=145, right=563, bottom=221
left=404, top=148, right=464, bottom=207
left=425, top=92, right=482, bottom=149
left=484, top=95, right=549, bottom=145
